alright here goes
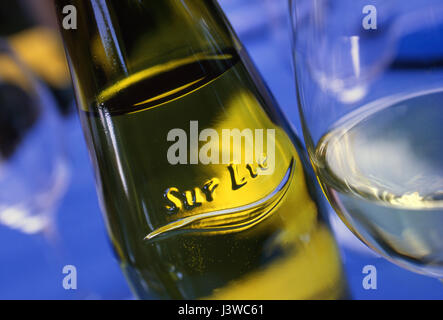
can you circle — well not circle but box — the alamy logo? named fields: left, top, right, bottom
left=362, top=5, right=377, bottom=30
left=362, top=265, right=377, bottom=290
left=62, top=5, right=77, bottom=30
left=167, top=121, right=276, bottom=175
left=62, top=265, right=77, bottom=290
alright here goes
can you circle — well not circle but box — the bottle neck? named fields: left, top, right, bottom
left=55, top=0, right=240, bottom=108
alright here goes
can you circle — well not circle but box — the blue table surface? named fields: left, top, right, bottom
left=0, top=0, right=441, bottom=299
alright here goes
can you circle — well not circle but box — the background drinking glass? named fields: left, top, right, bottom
left=0, top=40, right=68, bottom=237
left=291, top=0, right=443, bottom=278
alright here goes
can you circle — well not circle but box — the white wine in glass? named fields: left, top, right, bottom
left=291, top=0, right=443, bottom=280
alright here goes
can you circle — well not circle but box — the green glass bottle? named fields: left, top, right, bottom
left=55, top=0, right=348, bottom=299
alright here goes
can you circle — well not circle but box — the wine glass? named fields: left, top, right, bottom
left=290, top=0, right=443, bottom=279
left=0, top=39, right=68, bottom=238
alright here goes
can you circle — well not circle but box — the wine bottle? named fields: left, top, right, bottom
left=55, top=0, right=348, bottom=299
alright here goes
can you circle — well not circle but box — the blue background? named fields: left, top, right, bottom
left=0, top=0, right=441, bottom=299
